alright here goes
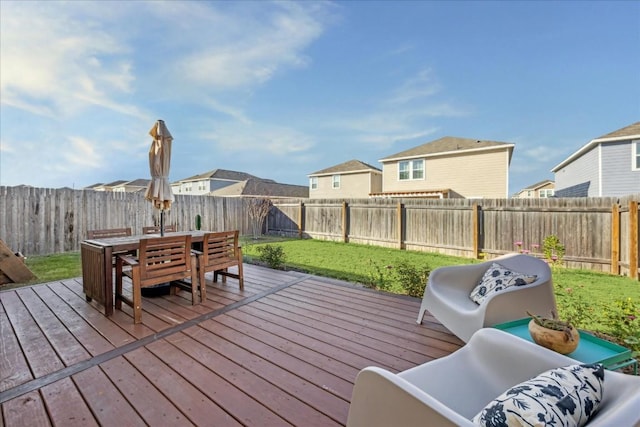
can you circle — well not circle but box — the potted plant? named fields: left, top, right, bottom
left=527, top=311, right=580, bottom=354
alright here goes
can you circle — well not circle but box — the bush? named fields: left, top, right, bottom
left=602, top=297, right=640, bottom=354
left=256, top=244, right=286, bottom=270
left=365, top=259, right=394, bottom=291
left=393, top=261, right=431, bottom=298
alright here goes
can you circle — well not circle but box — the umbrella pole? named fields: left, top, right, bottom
left=160, top=210, right=165, bottom=236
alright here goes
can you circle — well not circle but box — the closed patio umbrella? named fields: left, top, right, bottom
left=145, top=119, right=174, bottom=236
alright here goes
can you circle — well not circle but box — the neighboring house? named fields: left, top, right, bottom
left=87, top=179, right=149, bottom=192
left=90, top=180, right=128, bottom=192
left=308, top=159, right=382, bottom=199
left=513, top=179, right=555, bottom=199
left=171, top=169, right=269, bottom=195
left=552, top=122, right=640, bottom=197
left=110, top=179, right=150, bottom=193
left=374, top=136, right=514, bottom=199
left=209, top=178, right=308, bottom=199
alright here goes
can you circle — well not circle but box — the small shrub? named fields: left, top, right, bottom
left=256, top=244, right=286, bottom=270
left=553, top=283, right=594, bottom=328
left=393, top=261, right=431, bottom=298
left=365, top=259, right=393, bottom=291
left=542, top=235, right=565, bottom=266
left=602, top=297, right=640, bottom=354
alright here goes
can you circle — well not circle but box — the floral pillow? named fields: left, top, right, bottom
left=472, top=363, right=604, bottom=427
left=469, top=262, right=537, bottom=304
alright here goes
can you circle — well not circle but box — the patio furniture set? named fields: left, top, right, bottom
left=81, top=227, right=243, bottom=324
left=348, top=253, right=640, bottom=426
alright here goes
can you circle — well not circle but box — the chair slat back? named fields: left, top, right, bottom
left=142, top=224, right=177, bottom=235
left=138, top=235, right=192, bottom=284
left=87, top=227, right=132, bottom=239
left=203, top=230, right=239, bottom=267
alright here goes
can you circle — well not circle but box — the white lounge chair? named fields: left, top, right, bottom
left=346, top=328, right=640, bottom=427
left=417, top=253, right=556, bottom=342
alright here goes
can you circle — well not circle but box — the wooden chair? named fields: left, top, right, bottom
left=87, top=227, right=132, bottom=239
left=142, top=224, right=177, bottom=235
left=87, top=227, right=135, bottom=266
left=115, top=234, right=199, bottom=324
left=194, top=230, right=244, bottom=301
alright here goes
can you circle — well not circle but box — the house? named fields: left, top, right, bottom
left=308, top=159, right=382, bottom=199
left=86, top=179, right=149, bottom=192
left=111, top=179, right=150, bottom=193
left=209, top=178, right=308, bottom=199
left=374, top=136, right=514, bottom=199
left=513, top=179, right=555, bottom=199
left=171, top=169, right=269, bottom=195
left=552, top=122, right=640, bottom=197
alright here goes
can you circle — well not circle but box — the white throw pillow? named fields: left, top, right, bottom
left=472, top=363, right=604, bottom=427
left=469, top=262, right=537, bottom=304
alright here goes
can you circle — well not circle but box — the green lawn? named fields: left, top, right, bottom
left=8, top=237, right=640, bottom=352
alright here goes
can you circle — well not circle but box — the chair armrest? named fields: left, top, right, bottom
left=428, top=262, right=487, bottom=293
left=347, top=367, right=473, bottom=427
left=118, top=254, right=138, bottom=266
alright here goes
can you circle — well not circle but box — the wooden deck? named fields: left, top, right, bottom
left=0, top=264, right=463, bottom=426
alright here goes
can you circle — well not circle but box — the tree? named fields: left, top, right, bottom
left=246, top=198, right=272, bottom=239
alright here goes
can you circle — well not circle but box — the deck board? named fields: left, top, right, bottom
left=0, top=263, right=462, bottom=426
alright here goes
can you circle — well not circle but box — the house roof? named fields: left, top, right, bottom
left=103, top=180, right=129, bottom=187
left=521, top=179, right=554, bottom=191
left=209, top=178, right=309, bottom=198
left=594, top=121, right=640, bottom=141
left=177, top=169, right=269, bottom=183
left=551, top=121, right=640, bottom=172
left=125, top=178, right=151, bottom=187
left=309, top=159, right=382, bottom=176
left=379, top=136, right=514, bottom=162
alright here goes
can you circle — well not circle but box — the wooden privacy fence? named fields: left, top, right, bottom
left=268, top=195, right=640, bottom=279
left=1, top=185, right=639, bottom=279
left=0, top=186, right=253, bottom=256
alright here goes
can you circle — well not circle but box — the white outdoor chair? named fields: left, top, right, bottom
left=346, top=328, right=640, bottom=427
left=416, top=253, right=556, bottom=342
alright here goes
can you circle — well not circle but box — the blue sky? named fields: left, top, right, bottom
left=1, top=1, right=639, bottom=195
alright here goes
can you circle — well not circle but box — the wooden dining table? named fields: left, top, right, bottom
left=81, top=231, right=208, bottom=316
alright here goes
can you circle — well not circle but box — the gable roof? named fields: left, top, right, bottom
left=379, top=136, right=514, bottom=162
left=594, top=121, right=640, bottom=141
left=522, top=179, right=554, bottom=191
left=209, top=178, right=308, bottom=198
left=178, top=169, right=269, bottom=183
left=552, top=121, right=640, bottom=172
left=309, top=159, right=382, bottom=176
left=125, top=178, right=151, bottom=187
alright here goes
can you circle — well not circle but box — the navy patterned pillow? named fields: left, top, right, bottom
left=472, top=364, right=604, bottom=427
left=469, top=262, right=537, bottom=304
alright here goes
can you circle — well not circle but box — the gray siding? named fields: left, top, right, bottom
left=601, top=141, right=640, bottom=196
left=554, top=146, right=600, bottom=196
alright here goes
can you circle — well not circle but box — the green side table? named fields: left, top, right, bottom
left=494, top=318, right=637, bottom=375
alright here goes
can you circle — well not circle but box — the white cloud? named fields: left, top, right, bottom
left=388, top=69, right=442, bottom=105
left=0, top=2, right=141, bottom=119
left=64, top=137, right=102, bottom=169
left=204, top=122, right=315, bottom=156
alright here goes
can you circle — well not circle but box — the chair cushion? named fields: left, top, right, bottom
left=472, top=363, right=604, bottom=427
left=469, top=262, right=537, bottom=304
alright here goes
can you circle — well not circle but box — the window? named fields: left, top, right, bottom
left=398, top=159, right=425, bottom=180
left=634, top=140, right=640, bottom=170
left=539, top=189, right=554, bottom=198
left=332, top=175, right=340, bottom=189
left=310, top=177, right=318, bottom=190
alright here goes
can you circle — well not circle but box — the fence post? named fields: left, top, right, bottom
left=342, top=201, right=348, bottom=243
left=298, top=201, right=304, bottom=239
left=472, top=203, right=480, bottom=259
left=611, top=203, right=620, bottom=275
left=397, top=201, right=404, bottom=250
left=629, top=200, right=638, bottom=280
